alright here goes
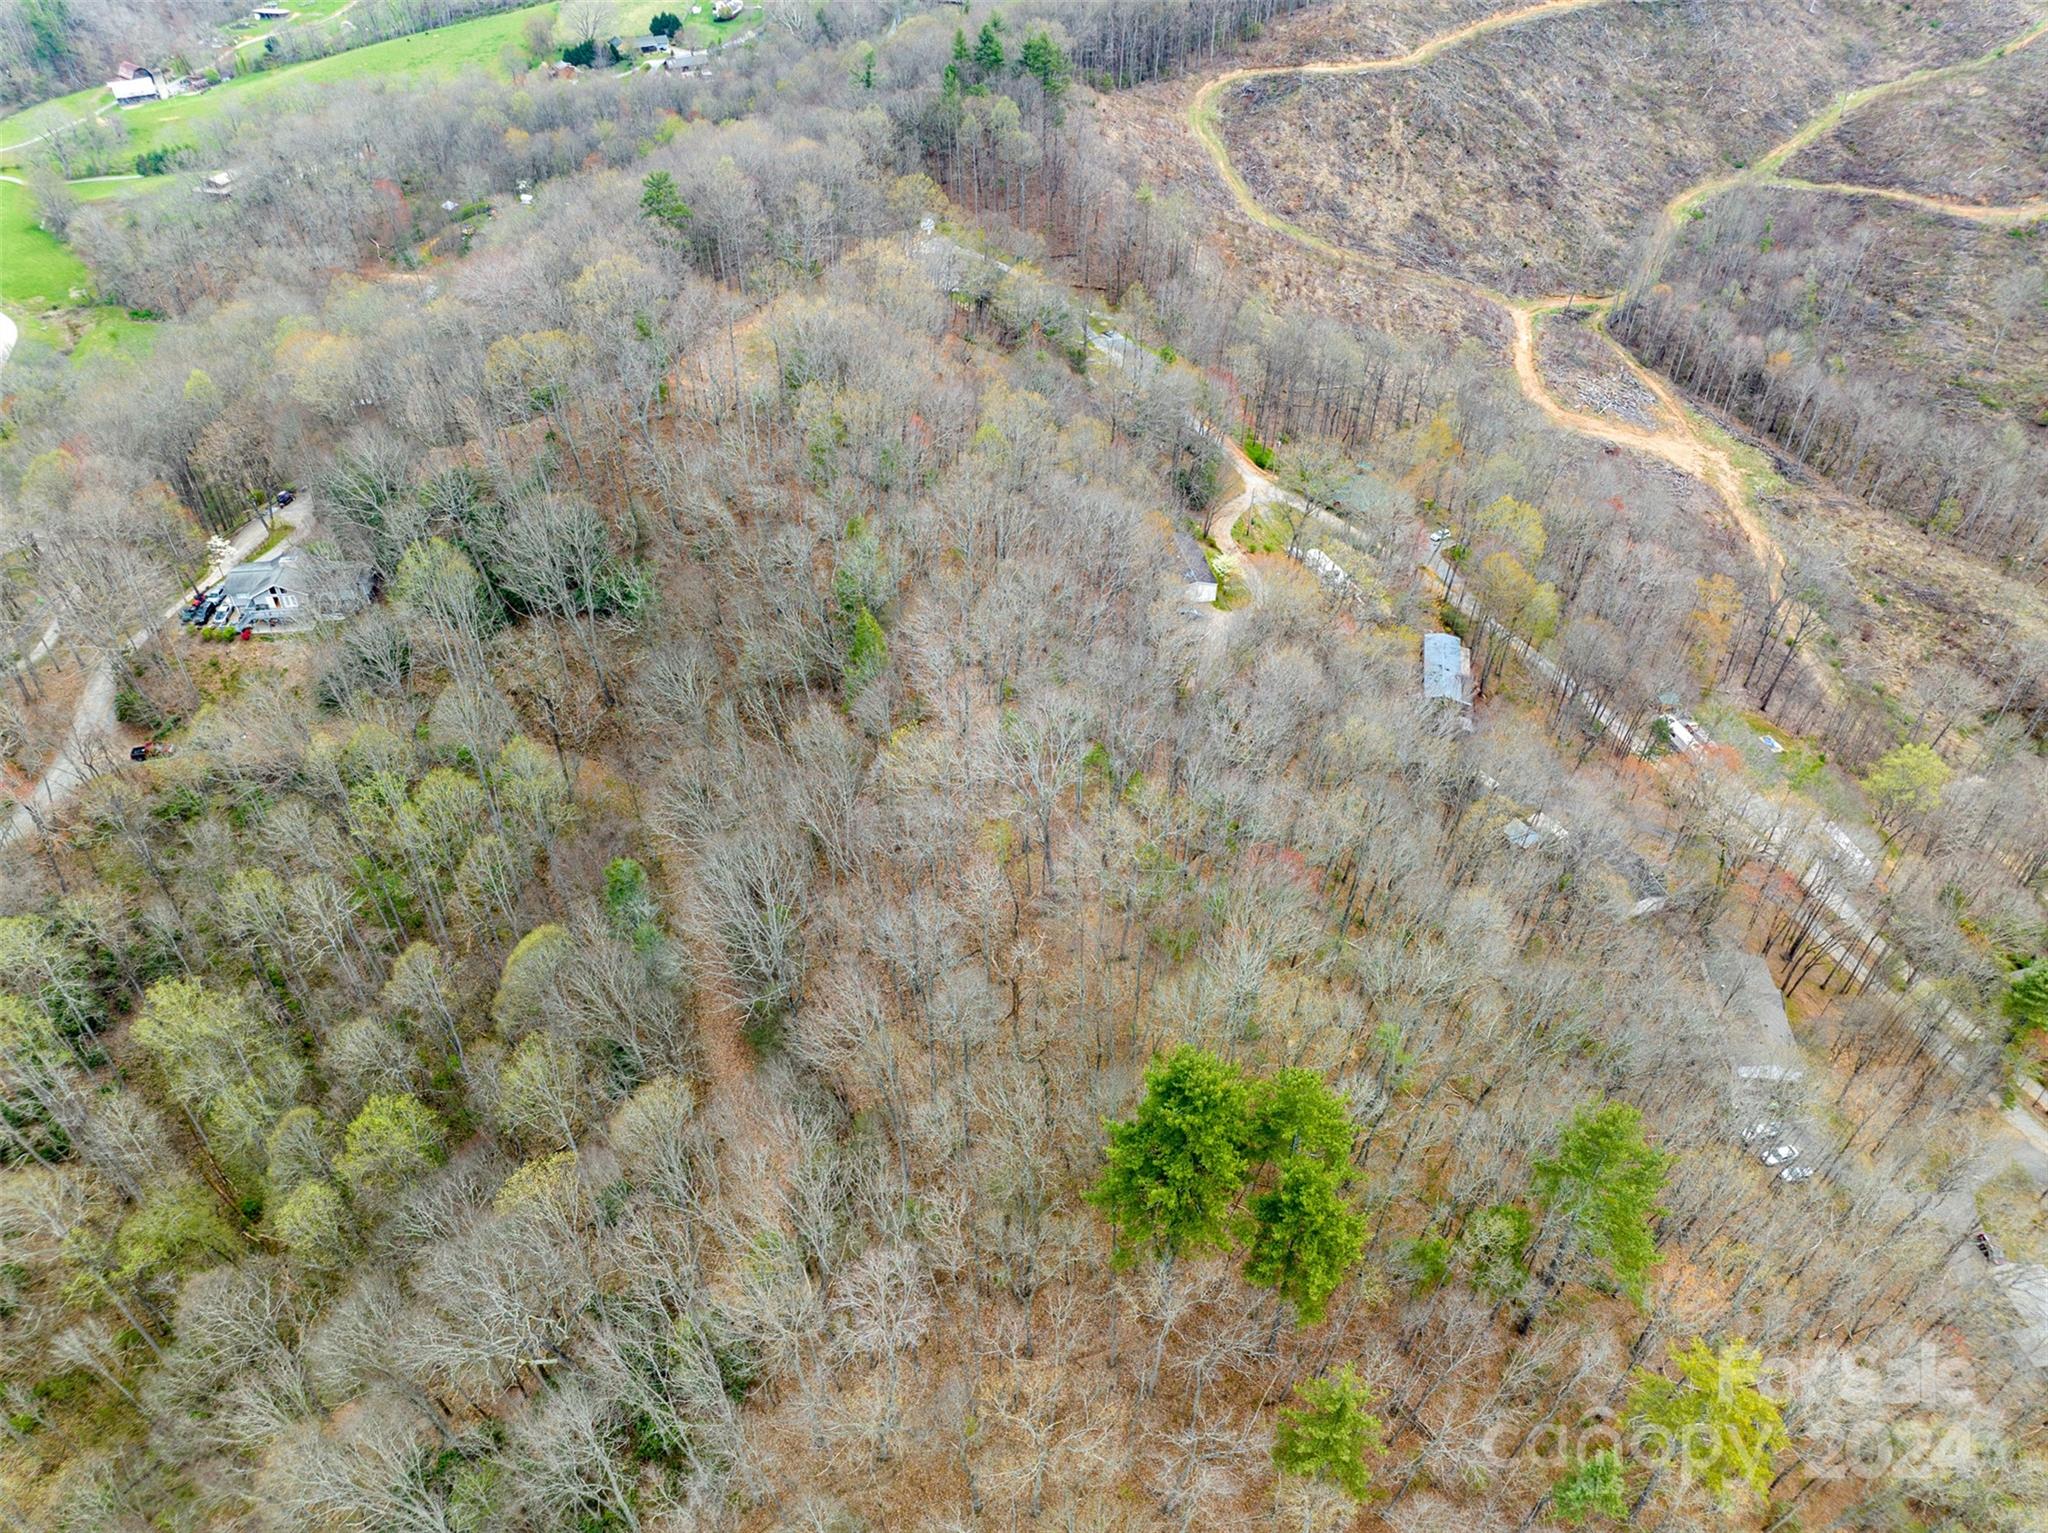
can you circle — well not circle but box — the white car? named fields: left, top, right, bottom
left=1760, top=1143, right=1800, bottom=1168
left=1739, top=1120, right=1781, bottom=1145
left=1778, top=1165, right=1815, bottom=1184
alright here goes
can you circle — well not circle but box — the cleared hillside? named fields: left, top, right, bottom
left=1786, top=38, right=2048, bottom=206
left=1212, top=0, right=2040, bottom=295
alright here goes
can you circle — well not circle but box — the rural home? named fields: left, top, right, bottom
left=1421, top=631, right=1474, bottom=727
left=626, top=34, right=669, bottom=55
left=199, top=550, right=372, bottom=630
left=107, top=67, right=166, bottom=105
left=201, top=170, right=236, bottom=197
left=252, top=4, right=292, bottom=18
left=1174, top=532, right=1217, bottom=604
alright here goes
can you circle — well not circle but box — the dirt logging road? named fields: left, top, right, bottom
left=1186, top=0, right=2048, bottom=594
left=1178, top=0, right=2048, bottom=1165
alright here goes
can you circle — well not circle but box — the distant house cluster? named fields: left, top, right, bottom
left=108, top=59, right=218, bottom=107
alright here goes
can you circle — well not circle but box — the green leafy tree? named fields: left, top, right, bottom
left=1272, top=1364, right=1385, bottom=1500
left=1246, top=1067, right=1354, bottom=1165
left=264, top=1106, right=329, bottom=1201
left=649, top=10, right=682, bottom=38
left=0, top=993, right=74, bottom=1162
left=271, top=1179, right=357, bottom=1269
left=1243, top=1155, right=1365, bottom=1325
left=1551, top=1448, right=1628, bottom=1525
left=1627, top=1338, right=1787, bottom=1510
left=562, top=38, right=597, bottom=67
left=492, top=923, right=572, bottom=1032
left=2006, top=962, right=2048, bottom=1044
left=131, top=979, right=303, bottom=1177
left=604, top=856, right=661, bottom=937
left=845, top=606, right=887, bottom=692
left=334, top=1093, right=445, bottom=1201
left=640, top=169, right=692, bottom=243
left=859, top=44, right=875, bottom=90
left=1862, top=741, right=1950, bottom=839
left=1531, top=1101, right=1670, bottom=1303
left=1018, top=29, right=1069, bottom=100
left=973, top=16, right=1005, bottom=75
left=111, top=1180, right=241, bottom=1288
left=1088, top=1045, right=1250, bottom=1266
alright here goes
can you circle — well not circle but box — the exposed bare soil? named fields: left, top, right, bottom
left=1534, top=309, right=1661, bottom=429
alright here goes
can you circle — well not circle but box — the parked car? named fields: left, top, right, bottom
left=129, top=741, right=173, bottom=761
left=1760, top=1143, right=1800, bottom=1168
left=1975, top=1231, right=1999, bottom=1262
left=274, top=488, right=295, bottom=508
left=1739, top=1120, right=1781, bottom=1145
left=1778, top=1165, right=1815, bottom=1184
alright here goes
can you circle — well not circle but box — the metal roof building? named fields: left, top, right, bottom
left=1421, top=631, right=1472, bottom=710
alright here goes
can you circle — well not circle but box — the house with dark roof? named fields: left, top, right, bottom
left=195, top=550, right=371, bottom=631
left=1174, top=532, right=1217, bottom=604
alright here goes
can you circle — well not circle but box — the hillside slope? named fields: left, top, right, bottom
left=1213, top=0, right=2039, bottom=295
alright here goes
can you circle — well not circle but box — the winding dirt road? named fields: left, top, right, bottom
left=1187, top=0, right=2048, bottom=588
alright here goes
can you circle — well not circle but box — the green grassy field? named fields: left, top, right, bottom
left=0, top=1, right=761, bottom=175
left=0, top=0, right=757, bottom=357
left=1, top=176, right=170, bottom=351
left=226, top=0, right=357, bottom=38
left=0, top=178, right=92, bottom=312
left=600, top=1, right=754, bottom=51
left=1, top=4, right=565, bottom=173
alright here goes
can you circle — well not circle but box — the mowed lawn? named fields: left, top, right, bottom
left=600, top=0, right=757, bottom=51
left=1, top=3, right=564, bottom=172
left=0, top=178, right=92, bottom=312
left=2, top=176, right=175, bottom=349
